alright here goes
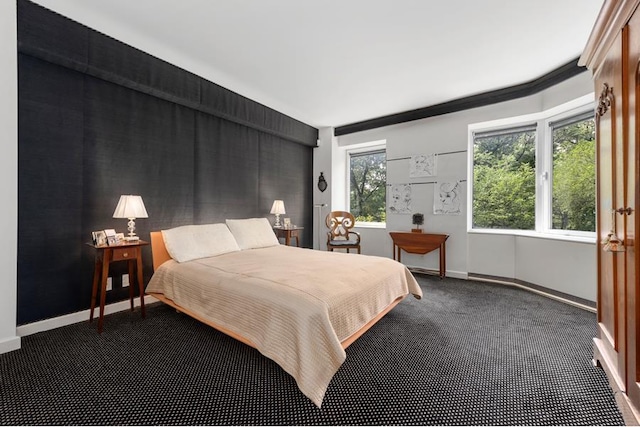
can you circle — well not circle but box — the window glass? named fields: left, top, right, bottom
left=551, top=115, right=596, bottom=232
left=473, top=126, right=536, bottom=230
left=349, top=150, right=386, bottom=223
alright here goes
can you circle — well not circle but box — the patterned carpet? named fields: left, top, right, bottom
left=0, top=275, right=625, bottom=425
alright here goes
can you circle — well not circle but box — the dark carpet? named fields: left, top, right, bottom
left=0, top=276, right=625, bottom=425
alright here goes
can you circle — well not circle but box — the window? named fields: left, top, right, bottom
left=348, top=148, right=386, bottom=223
left=472, top=125, right=537, bottom=230
left=470, top=97, right=595, bottom=238
left=550, top=113, right=596, bottom=232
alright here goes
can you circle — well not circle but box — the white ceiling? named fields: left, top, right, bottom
left=31, top=0, right=604, bottom=129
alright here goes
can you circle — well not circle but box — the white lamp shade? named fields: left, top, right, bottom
left=270, top=200, right=286, bottom=215
left=113, top=195, right=149, bottom=219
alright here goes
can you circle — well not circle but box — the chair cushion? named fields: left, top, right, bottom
left=329, top=240, right=359, bottom=246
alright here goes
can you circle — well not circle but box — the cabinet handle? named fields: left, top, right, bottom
left=122, top=252, right=129, bottom=258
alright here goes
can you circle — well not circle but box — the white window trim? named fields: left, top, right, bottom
left=343, top=140, right=387, bottom=227
left=468, top=94, right=596, bottom=243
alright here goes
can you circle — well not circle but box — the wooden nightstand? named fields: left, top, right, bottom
left=273, top=226, right=304, bottom=247
left=87, top=240, right=149, bottom=333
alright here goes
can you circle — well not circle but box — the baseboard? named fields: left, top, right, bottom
left=0, top=335, right=21, bottom=354
left=406, top=265, right=468, bottom=280
left=468, top=273, right=596, bottom=313
left=16, top=295, right=156, bottom=337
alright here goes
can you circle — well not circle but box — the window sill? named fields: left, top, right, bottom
left=354, top=222, right=386, bottom=229
left=468, top=228, right=596, bottom=244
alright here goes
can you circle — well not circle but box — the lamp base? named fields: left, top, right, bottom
left=124, top=235, right=139, bottom=241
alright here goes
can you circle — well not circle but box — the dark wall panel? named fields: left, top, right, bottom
left=194, top=113, right=261, bottom=223
left=259, top=135, right=314, bottom=246
left=83, top=77, right=196, bottom=233
left=17, top=0, right=318, bottom=325
left=17, top=55, right=87, bottom=322
left=88, top=30, right=201, bottom=105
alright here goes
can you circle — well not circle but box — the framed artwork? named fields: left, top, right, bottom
left=434, top=180, right=462, bottom=215
left=283, top=218, right=292, bottom=228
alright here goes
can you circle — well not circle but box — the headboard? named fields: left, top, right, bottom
left=150, top=231, right=173, bottom=271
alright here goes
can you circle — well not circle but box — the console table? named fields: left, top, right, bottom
left=389, top=232, right=449, bottom=278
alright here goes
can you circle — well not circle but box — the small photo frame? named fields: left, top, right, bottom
left=283, top=218, right=291, bottom=228
left=104, top=229, right=119, bottom=246
left=92, top=230, right=107, bottom=247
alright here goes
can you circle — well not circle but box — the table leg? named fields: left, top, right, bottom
left=98, top=249, right=111, bottom=333
left=136, top=251, right=146, bottom=318
left=89, top=258, right=101, bottom=322
left=285, top=234, right=291, bottom=246
left=128, top=259, right=135, bottom=311
left=439, top=242, right=446, bottom=279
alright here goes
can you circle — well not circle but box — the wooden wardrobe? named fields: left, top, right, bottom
left=580, top=0, right=640, bottom=418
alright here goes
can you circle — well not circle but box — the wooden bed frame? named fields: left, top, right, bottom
left=147, top=231, right=405, bottom=350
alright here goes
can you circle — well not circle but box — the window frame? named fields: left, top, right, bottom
left=468, top=94, right=596, bottom=243
left=345, top=141, right=387, bottom=228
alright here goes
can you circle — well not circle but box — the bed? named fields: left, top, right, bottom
left=145, top=218, right=422, bottom=407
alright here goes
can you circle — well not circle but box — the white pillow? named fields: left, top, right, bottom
left=161, top=223, right=240, bottom=263
left=225, top=218, right=280, bottom=250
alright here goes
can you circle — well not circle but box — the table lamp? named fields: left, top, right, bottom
left=270, top=200, right=286, bottom=227
left=113, top=195, right=148, bottom=241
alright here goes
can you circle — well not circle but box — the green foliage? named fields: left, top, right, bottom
left=552, top=120, right=595, bottom=231
left=350, top=151, right=386, bottom=222
left=472, top=117, right=595, bottom=232
left=473, top=159, right=536, bottom=230
left=473, top=130, right=536, bottom=229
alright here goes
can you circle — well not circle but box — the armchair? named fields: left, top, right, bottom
left=325, top=211, right=361, bottom=254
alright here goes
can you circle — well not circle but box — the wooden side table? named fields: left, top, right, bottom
left=87, top=240, right=149, bottom=333
left=273, top=226, right=303, bottom=247
left=389, top=232, right=449, bottom=278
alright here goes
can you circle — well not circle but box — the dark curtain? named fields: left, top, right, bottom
left=17, top=0, right=317, bottom=324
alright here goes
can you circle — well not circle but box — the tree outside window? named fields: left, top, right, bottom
left=473, top=127, right=536, bottom=230
left=349, top=150, right=386, bottom=223
left=551, top=116, right=595, bottom=232
left=471, top=106, right=596, bottom=235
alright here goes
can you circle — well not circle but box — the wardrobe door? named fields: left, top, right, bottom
left=594, top=31, right=627, bottom=391
left=626, top=11, right=640, bottom=410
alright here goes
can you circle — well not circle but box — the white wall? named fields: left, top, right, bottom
left=0, top=0, right=21, bottom=353
left=317, top=72, right=598, bottom=301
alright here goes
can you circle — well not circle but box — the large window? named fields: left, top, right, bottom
left=550, top=113, right=596, bottom=232
left=470, top=99, right=595, bottom=237
left=349, top=149, right=386, bottom=223
left=473, top=125, right=537, bottom=230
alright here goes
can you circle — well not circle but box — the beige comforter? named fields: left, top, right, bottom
left=146, top=245, right=422, bottom=407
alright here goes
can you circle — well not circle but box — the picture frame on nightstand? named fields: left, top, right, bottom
left=283, top=218, right=291, bottom=229
left=92, top=230, right=107, bottom=247
left=104, top=229, right=119, bottom=246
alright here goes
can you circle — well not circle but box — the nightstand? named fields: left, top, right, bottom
left=273, top=226, right=304, bottom=247
left=87, top=240, right=149, bottom=333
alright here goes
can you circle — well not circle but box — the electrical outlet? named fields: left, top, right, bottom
left=106, top=277, right=112, bottom=291
left=122, top=273, right=129, bottom=287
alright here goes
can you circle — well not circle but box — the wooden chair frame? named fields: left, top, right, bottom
left=325, top=211, right=361, bottom=254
